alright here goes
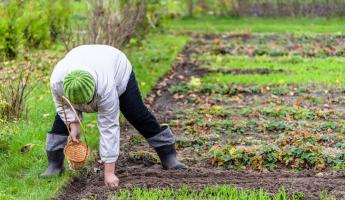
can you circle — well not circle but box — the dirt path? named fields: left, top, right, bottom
left=56, top=40, right=345, bottom=200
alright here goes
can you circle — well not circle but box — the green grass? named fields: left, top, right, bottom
left=106, top=185, right=299, bottom=200
left=197, top=55, right=345, bottom=85
left=126, top=33, right=189, bottom=94
left=165, top=16, right=345, bottom=33
left=0, top=33, right=188, bottom=200
left=105, top=185, right=337, bottom=200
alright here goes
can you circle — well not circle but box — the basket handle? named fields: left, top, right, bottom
left=61, top=96, right=88, bottom=147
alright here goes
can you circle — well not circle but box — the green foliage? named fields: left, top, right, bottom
left=47, top=0, right=72, bottom=41
left=17, top=1, right=50, bottom=48
left=317, top=122, right=337, bottom=132
left=210, top=130, right=343, bottom=170
left=170, top=82, right=294, bottom=96
left=264, top=121, right=292, bottom=132
left=0, top=0, right=73, bottom=60
left=0, top=0, right=22, bottom=59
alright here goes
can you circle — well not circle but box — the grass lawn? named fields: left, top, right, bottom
left=0, top=33, right=188, bottom=200
left=165, top=16, right=345, bottom=33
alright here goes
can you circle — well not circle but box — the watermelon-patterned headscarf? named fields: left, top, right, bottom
left=63, top=70, right=95, bottom=104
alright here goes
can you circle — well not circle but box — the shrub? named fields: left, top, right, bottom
left=0, top=0, right=73, bottom=60
left=61, top=0, right=147, bottom=51
left=18, top=1, right=51, bottom=48
left=0, top=64, right=33, bottom=120
left=46, top=0, right=72, bottom=41
left=0, top=0, right=22, bottom=60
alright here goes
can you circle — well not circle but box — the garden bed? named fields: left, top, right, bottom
left=57, top=33, right=345, bottom=200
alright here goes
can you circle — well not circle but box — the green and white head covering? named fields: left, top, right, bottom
left=63, top=70, right=95, bottom=104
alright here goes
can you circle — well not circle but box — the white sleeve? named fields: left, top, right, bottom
left=97, top=87, right=120, bottom=163
left=51, top=82, right=81, bottom=124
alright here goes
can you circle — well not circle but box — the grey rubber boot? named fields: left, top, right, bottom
left=40, top=149, right=65, bottom=177
left=147, top=126, right=187, bottom=170
left=154, top=144, right=187, bottom=170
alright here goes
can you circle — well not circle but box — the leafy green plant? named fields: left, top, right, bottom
left=264, top=121, right=292, bottom=132
left=317, top=122, right=337, bottom=132
left=176, top=136, right=205, bottom=148
left=335, top=142, right=345, bottom=149
left=209, top=130, right=342, bottom=170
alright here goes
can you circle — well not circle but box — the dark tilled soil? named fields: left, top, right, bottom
left=57, top=159, right=345, bottom=200
left=56, top=42, right=345, bottom=200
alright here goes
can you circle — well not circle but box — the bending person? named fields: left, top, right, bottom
left=40, top=45, right=186, bottom=188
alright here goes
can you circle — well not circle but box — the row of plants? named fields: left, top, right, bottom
left=185, top=104, right=342, bottom=121
left=165, top=0, right=345, bottom=17
left=108, top=185, right=306, bottom=200
left=209, top=130, right=344, bottom=170
left=170, top=103, right=344, bottom=157
left=192, top=33, right=345, bottom=58
left=169, top=80, right=315, bottom=96
left=177, top=107, right=345, bottom=136
left=242, top=106, right=339, bottom=120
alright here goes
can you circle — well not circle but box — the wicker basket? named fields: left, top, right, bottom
left=61, top=96, right=89, bottom=170
left=64, top=141, right=89, bottom=170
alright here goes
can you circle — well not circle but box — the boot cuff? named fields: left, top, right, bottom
left=147, top=126, right=175, bottom=148
left=46, top=133, right=68, bottom=151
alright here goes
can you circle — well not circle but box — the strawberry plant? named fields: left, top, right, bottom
left=209, top=130, right=344, bottom=170
left=317, top=122, right=337, bottom=132
left=264, top=121, right=292, bottom=132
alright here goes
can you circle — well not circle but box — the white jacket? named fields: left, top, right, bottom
left=50, top=45, right=132, bottom=163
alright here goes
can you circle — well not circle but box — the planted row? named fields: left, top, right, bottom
left=194, top=34, right=345, bottom=58
left=209, top=130, right=344, bottom=170
left=169, top=81, right=311, bottom=96
left=175, top=105, right=345, bottom=134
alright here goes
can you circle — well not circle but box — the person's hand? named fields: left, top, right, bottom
left=69, top=122, right=80, bottom=143
left=104, top=172, right=119, bottom=188
left=104, top=162, right=119, bottom=188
